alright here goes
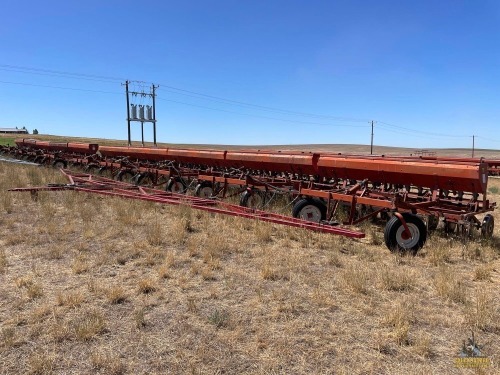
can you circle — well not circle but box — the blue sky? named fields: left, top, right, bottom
left=1, top=0, right=500, bottom=149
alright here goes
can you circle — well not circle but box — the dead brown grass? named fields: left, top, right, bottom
left=90, top=348, right=127, bottom=374
left=0, top=162, right=499, bottom=374
left=72, top=309, right=107, bottom=341
left=0, top=249, right=7, bottom=273
left=26, top=350, right=56, bottom=375
left=433, top=265, right=468, bottom=304
left=382, top=296, right=415, bottom=346
left=56, top=290, right=86, bottom=308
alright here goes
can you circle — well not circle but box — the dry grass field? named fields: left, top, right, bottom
left=1, top=154, right=499, bottom=373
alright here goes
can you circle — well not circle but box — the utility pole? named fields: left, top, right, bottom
left=370, top=120, right=374, bottom=155
left=140, top=106, right=144, bottom=147
left=472, top=135, right=475, bottom=158
left=122, top=82, right=159, bottom=147
left=123, top=80, right=131, bottom=147
left=152, top=84, right=157, bottom=146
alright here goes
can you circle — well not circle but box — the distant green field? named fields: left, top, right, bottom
left=0, top=137, right=15, bottom=146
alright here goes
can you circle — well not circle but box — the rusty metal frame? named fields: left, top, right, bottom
left=9, top=170, right=365, bottom=239
left=6, top=139, right=496, bottom=233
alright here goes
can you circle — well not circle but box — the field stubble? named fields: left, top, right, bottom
left=0, top=162, right=499, bottom=374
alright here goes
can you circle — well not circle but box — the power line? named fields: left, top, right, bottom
left=157, top=96, right=370, bottom=128
left=0, top=79, right=369, bottom=129
left=0, top=80, right=487, bottom=142
left=0, top=63, right=495, bottom=145
left=378, top=121, right=470, bottom=138
left=477, top=135, right=500, bottom=143
left=376, top=125, right=473, bottom=141
left=0, top=80, right=122, bottom=95
left=0, top=67, right=120, bottom=84
left=158, top=86, right=366, bottom=121
left=157, top=85, right=369, bottom=122
left=0, top=64, right=123, bottom=82
left=0, top=63, right=369, bottom=122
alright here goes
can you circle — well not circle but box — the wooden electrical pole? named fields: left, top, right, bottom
left=152, top=84, right=158, bottom=147
left=124, top=80, right=131, bottom=147
left=370, top=120, right=374, bottom=155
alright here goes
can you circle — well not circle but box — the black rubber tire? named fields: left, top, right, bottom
left=166, top=177, right=187, bottom=193
left=292, top=198, right=327, bottom=223
left=481, top=214, right=494, bottom=238
left=240, top=190, right=264, bottom=208
left=195, top=182, right=213, bottom=198
left=116, top=170, right=135, bottom=183
left=52, top=159, right=67, bottom=169
left=384, top=213, right=427, bottom=254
